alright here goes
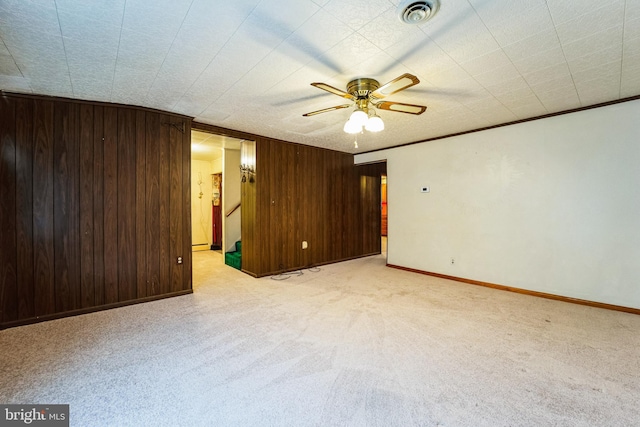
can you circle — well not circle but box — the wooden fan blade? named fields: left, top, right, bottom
left=370, top=73, right=420, bottom=99
left=375, top=101, right=427, bottom=115
left=303, top=104, right=352, bottom=117
left=310, top=82, right=356, bottom=101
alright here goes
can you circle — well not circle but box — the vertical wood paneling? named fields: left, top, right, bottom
left=1, top=94, right=193, bottom=329
left=135, top=110, right=147, bottom=298
left=33, top=100, right=55, bottom=316
left=0, top=96, right=17, bottom=323
left=145, top=112, right=161, bottom=296
left=158, top=117, right=170, bottom=294
left=241, top=177, right=253, bottom=273
left=53, top=102, right=80, bottom=312
left=15, top=99, right=35, bottom=319
left=264, top=140, right=279, bottom=272
left=282, top=143, right=296, bottom=270
left=79, top=104, right=95, bottom=308
left=306, top=145, right=319, bottom=265
left=181, top=120, right=192, bottom=290
left=236, top=134, right=384, bottom=277
left=169, top=120, right=183, bottom=292
left=295, top=145, right=307, bottom=267
left=317, top=151, right=330, bottom=264
left=69, top=104, right=81, bottom=310
left=330, top=153, right=344, bottom=260
left=103, top=107, right=119, bottom=304
left=251, top=138, right=260, bottom=273
left=240, top=139, right=257, bottom=275
left=343, top=164, right=359, bottom=256
left=324, top=152, right=337, bottom=263
left=304, top=145, right=317, bottom=267
left=117, top=109, right=137, bottom=301
left=93, top=106, right=105, bottom=306
left=343, top=156, right=356, bottom=257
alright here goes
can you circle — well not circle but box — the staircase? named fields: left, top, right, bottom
left=224, top=241, right=242, bottom=270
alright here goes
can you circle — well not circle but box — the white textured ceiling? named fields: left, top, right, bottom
left=1, top=0, right=639, bottom=153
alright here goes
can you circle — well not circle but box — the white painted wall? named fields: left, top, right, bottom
left=355, top=99, right=640, bottom=309
left=212, top=157, right=222, bottom=174
left=223, top=149, right=242, bottom=253
left=191, top=160, right=214, bottom=249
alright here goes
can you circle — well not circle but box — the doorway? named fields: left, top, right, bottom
left=381, top=174, right=387, bottom=256
left=190, top=130, right=248, bottom=278
left=191, top=131, right=223, bottom=252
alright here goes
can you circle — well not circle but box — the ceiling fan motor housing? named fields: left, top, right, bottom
left=397, top=0, right=440, bottom=24
left=347, top=78, right=380, bottom=98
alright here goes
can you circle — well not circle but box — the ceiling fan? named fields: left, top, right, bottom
left=302, top=73, right=427, bottom=134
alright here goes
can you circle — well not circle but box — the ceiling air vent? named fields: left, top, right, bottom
left=397, top=0, right=440, bottom=25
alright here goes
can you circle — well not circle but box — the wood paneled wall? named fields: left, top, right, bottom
left=0, top=93, right=192, bottom=329
left=193, top=122, right=386, bottom=277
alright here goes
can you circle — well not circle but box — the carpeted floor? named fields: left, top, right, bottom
left=1, top=251, right=639, bottom=426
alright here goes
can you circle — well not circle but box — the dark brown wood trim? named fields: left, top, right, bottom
left=253, top=252, right=382, bottom=278
left=225, top=202, right=241, bottom=217
left=387, top=264, right=640, bottom=315
left=360, top=95, right=640, bottom=155
left=240, top=269, right=259, bottom=278
left=1, top=91, right=192, bottom=120
left=0, top=289, right=193, bottom=330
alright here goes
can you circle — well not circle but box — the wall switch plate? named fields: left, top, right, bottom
left=302, top=241, right=308, bottom=249
left=421, top=186, right=430, bottom=193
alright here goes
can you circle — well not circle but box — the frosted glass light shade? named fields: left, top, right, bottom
left=349, top=109, right=368, bottom=127
left=365, top=115, right=384, bottom=132
left=343, top=119, right=362, bottom=134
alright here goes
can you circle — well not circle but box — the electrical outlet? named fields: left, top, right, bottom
left=450, top=258, right=455, bottom=265
left=177, top=256, right=183, bottom=264
left=302, top=241, right=308, bottom=249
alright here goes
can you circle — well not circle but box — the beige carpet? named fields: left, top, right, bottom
left=1, top=251, right=639, bottom=426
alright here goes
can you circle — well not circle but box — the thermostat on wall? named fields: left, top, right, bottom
left=420, top=186, right=430, bottom=193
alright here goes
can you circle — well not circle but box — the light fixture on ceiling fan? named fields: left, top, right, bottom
left=303, top=74, right=427, bottom=134
left=343, top=99, right=385, bottom=134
